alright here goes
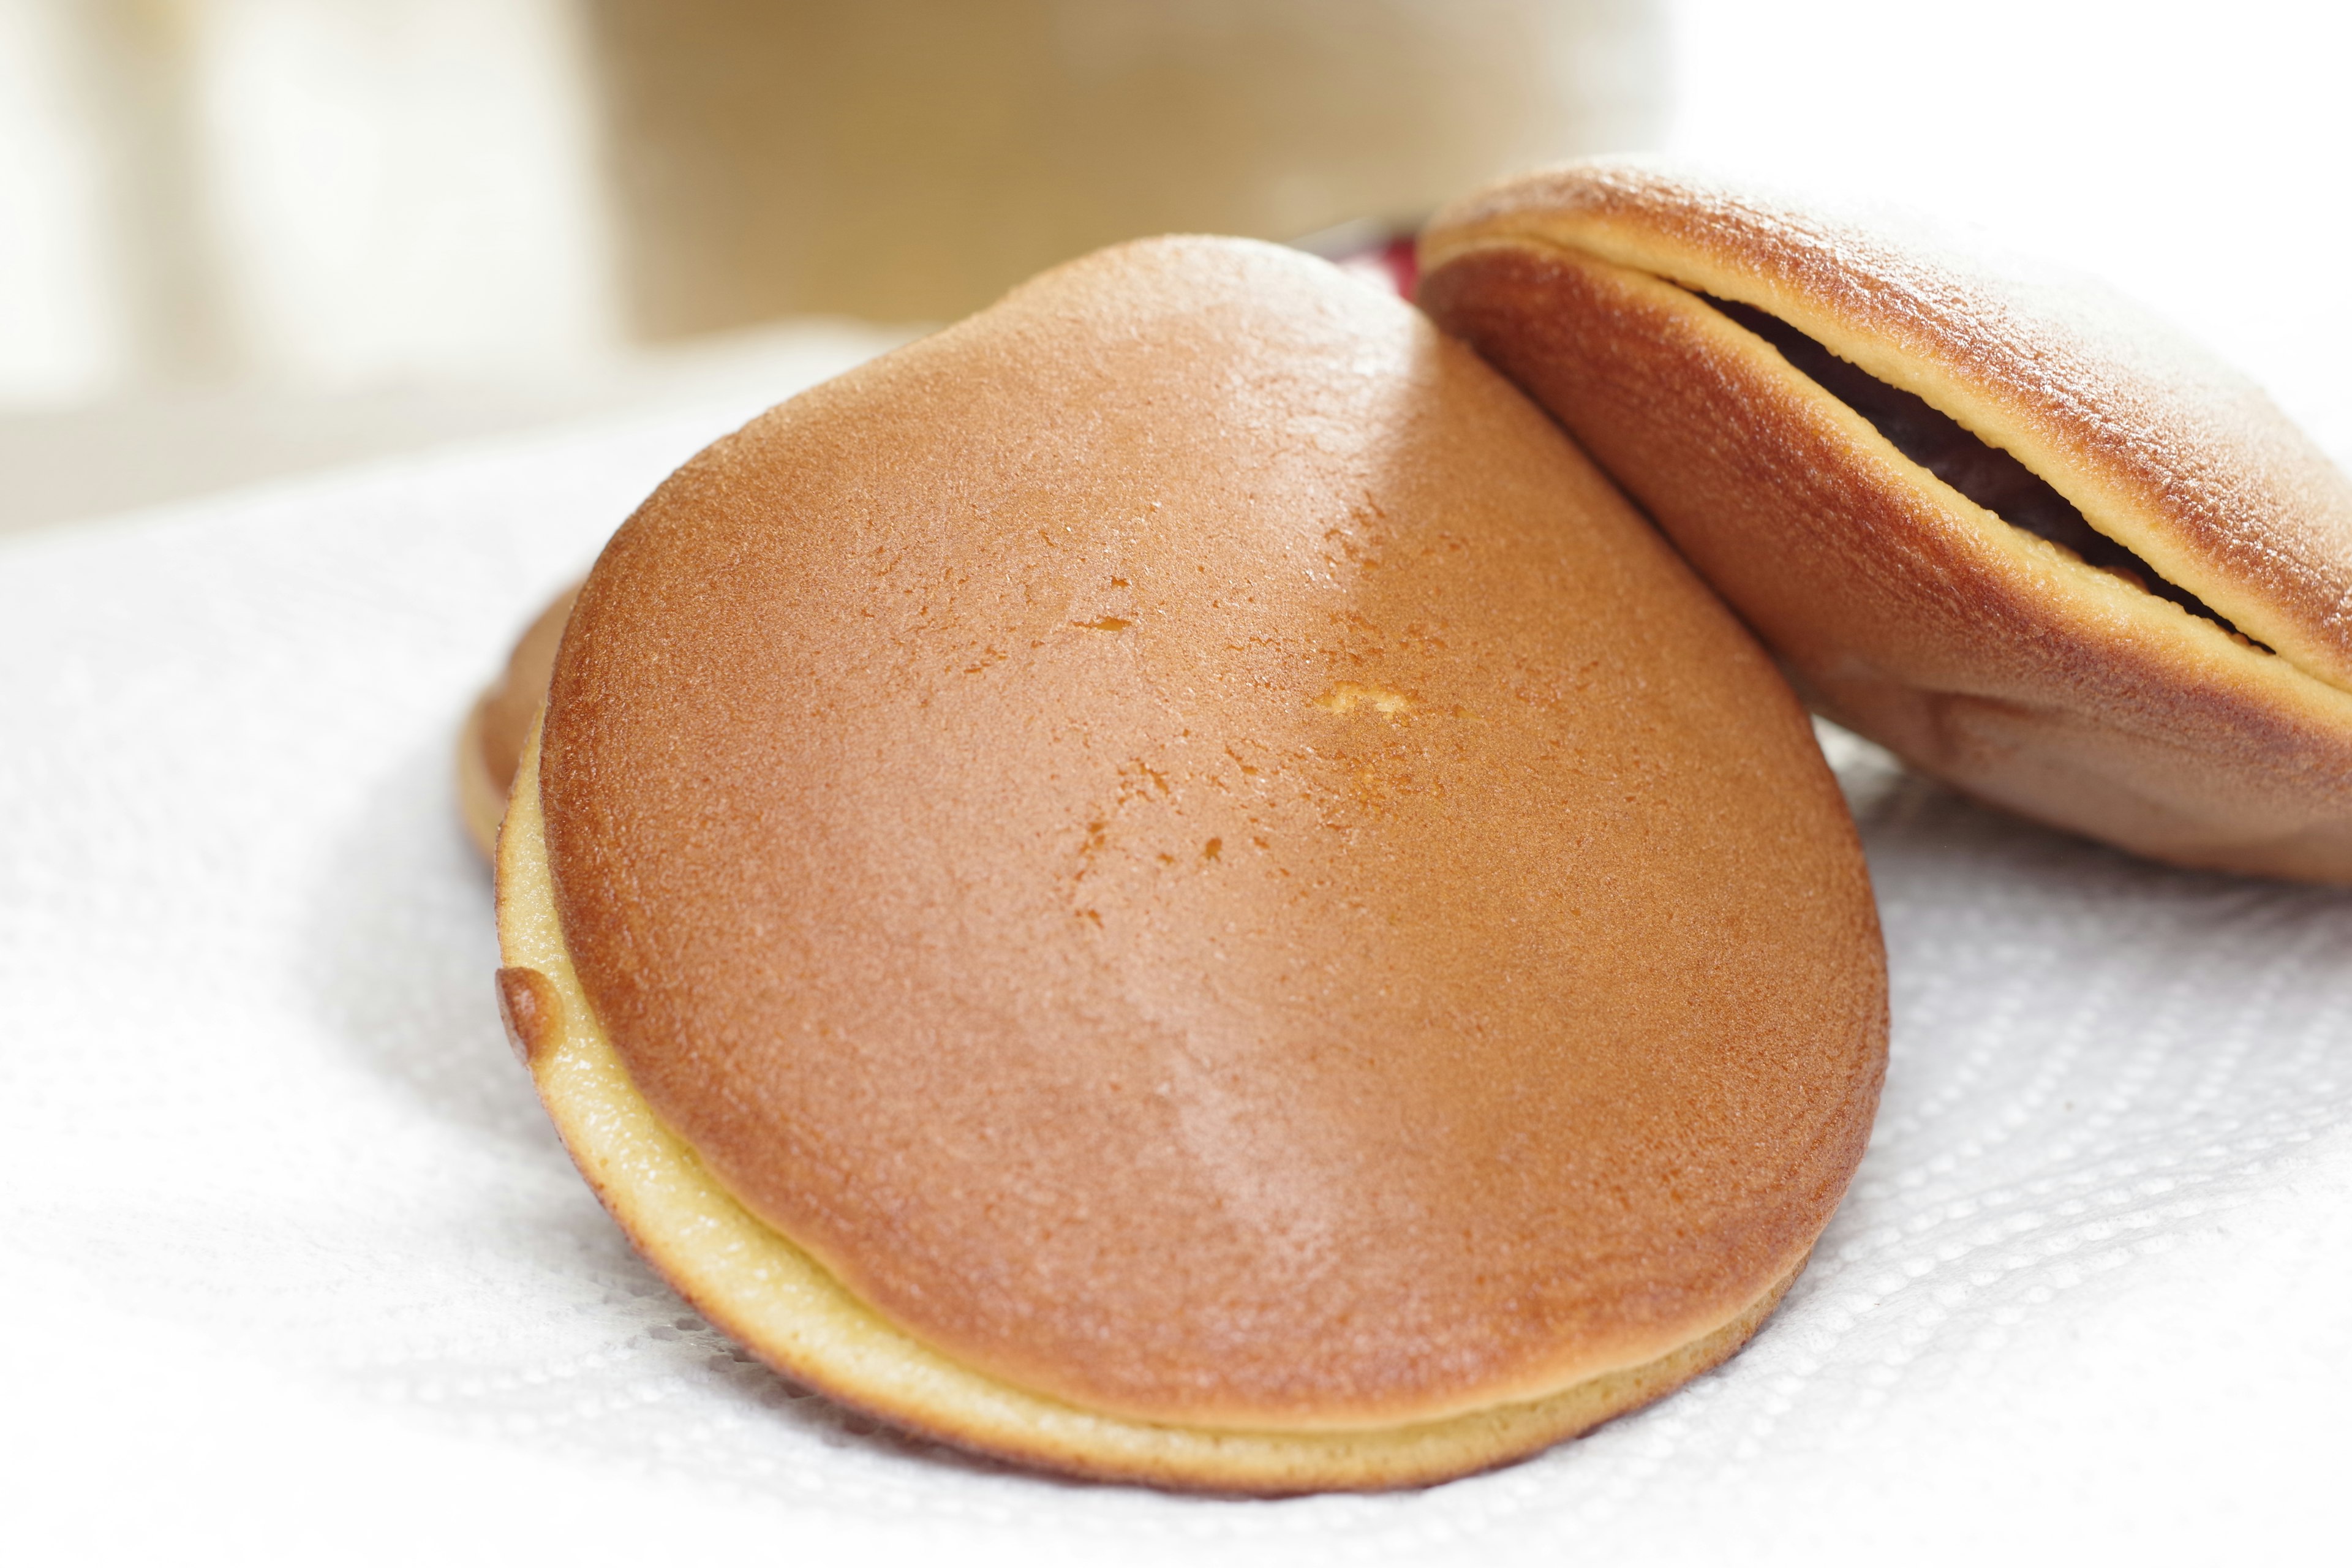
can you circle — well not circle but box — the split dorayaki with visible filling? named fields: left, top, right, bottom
left=491, top=235, right=1888, bottom=1490
left=1419, top=158, right=2352, bottom=882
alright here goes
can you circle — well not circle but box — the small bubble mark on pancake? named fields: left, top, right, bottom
left=1313, top=682, right=1415, bottom=717
left=495, top=965, right=563, bottom=1067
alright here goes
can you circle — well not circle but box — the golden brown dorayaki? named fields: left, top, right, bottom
left=458, top=584, right=578, bottom=861
left=1419, top=159, right=2352, bottom=883
left=492, top=235, right=1888, bottom=1491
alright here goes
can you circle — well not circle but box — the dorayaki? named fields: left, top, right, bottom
left=1419, top=158, right=2352, bottom=882
left=491, top=235, right=1887, bottom=1490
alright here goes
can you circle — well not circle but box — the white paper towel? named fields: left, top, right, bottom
left=4, top=366, right=2350, bottom=1564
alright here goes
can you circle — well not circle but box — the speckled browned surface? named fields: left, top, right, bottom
left=1420, top=163, right=2352, bottom=881
left=536, top=235, right=1886, bottom=1431
left=500, top=730, right=1817, bottom=1490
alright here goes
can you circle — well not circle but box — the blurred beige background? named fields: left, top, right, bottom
left=7, top=0, right=2350, bottom=539
left=0, top=0, right=1662, bottom=532
left=594, top=0, right=1659, bottom=333
left=0, top=4, right=1658, bottom=390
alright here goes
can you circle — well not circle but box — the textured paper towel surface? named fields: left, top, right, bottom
left=4, top=355, right=2350, bottom=1564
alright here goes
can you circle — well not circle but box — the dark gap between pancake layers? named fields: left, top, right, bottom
left=1703, top=295, right=2273, bottom=654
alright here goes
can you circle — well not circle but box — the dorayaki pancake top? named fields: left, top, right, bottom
left=537, top=236, right=1886, bottom=1430
left=1423, top=160, right=2352, bottom=696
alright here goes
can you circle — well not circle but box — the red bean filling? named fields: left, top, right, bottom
left=1708, top=296, right=2264, bottom=647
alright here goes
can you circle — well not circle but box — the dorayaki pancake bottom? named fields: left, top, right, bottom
left=499, top=235, right=1887, bottom=1488
left=458, top=584, right=579, bottom=861
left=498, top=731, right=1806, bottom=1492
left=1419, top=159, right=2352, bottom=882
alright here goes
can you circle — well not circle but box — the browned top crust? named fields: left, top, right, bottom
left=1424, top=160, right=2352, bottom=695
left=537, top=236, right=1887, bottom=1430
